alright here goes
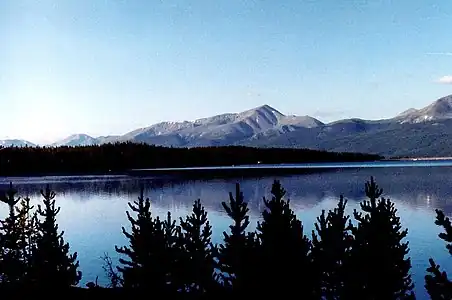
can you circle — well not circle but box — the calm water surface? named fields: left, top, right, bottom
left=1, top=165, right=452, bottom=299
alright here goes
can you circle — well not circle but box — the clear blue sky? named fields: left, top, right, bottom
left=1, top=0, right=452, bottom=144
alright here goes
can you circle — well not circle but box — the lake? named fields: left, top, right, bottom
left=1, top=162, right=452, bottom=299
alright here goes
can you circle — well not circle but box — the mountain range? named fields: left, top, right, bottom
left=6, top=94, right=452, bottom=158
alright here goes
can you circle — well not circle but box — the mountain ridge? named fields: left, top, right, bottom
left=3, top=95, right=452, bottom=158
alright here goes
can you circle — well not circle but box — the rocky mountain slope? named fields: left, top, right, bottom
left=113, top=105, right=325, bottom=147
left=42, top=104, right=325, bottom=148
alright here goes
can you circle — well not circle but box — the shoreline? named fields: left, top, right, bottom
left=4, top=157, right=452, bottom=180
left=385, top=157, right=452, bottom=161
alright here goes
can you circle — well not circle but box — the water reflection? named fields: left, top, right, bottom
left=2, top=166, right=452, bottom=215
left=0, top=166, right=450, bottom=299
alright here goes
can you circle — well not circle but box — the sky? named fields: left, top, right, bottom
left=1, top=0, right=452, bottom=144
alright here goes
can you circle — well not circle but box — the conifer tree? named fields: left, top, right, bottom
left=0, top=183, right=26, bottom=286
left=29, top=185, right=81, bottom=287
left=15, top=196, right=38, bottom=280
left=346, top=177, right=414, bottom=299
left=177, top=199, right=218, bottom=294
left=217, top=183, right=257, bottom=292
left=162, top=211, right=181, bottom=291
left=311, top=195, right=353, bottom=299
left=115, top=187, right=169, bottom=290
left=255, top=180, right=312, bottom=296
left=425, top=209, right=452, bottom=299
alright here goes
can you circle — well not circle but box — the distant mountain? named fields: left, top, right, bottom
left=395, top=95, right=452, bottom=124
left=0, top=139, right=35, bottom=147
left=49, top=104, right=326, bottom=148
left=7, top=94, right=452, bottom=158
left=112, top=104, right=325, bottom=148
left=239, top=118, right=392, bottom=149
left=238, top=95, right=452, bottom=157
left=52, top=134, right=99, bottom=147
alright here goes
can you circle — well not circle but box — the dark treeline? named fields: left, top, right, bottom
left=0, top=178, right=450, bottom=299
left=0, top=142, right=382, bottom=176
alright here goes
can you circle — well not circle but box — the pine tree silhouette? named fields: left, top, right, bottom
left=311, top=195, right=353, bottom=299
left=177, top=199, right=218, bottom=294
left=255, top=180, right=312, bottom=297
left=15, top=196, right=38, bottom=282
left=115, top=187, right=170, bottom=290
left=346, top=177, right=414, bottom=299
left=0, top=182, right=26, bottom=286
left=162, top=211, right=181, bottom=291
left=425, top=209, right=452, bottom=299
left=217, top=183, right=257, bottom=292
left=29, top=185, right=81, bottom=287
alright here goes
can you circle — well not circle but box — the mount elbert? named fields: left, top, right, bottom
left=5, top=94, right=452, bottom=158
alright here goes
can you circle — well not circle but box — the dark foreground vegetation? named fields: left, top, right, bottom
left=0, top=142, right=382, bottom=176
left=0, top=177, right=450, bottom=299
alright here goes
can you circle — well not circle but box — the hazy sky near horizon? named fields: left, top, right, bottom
left=2, top=0, right=452, bottom=143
